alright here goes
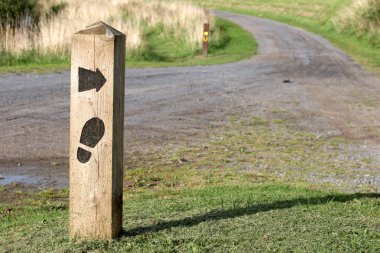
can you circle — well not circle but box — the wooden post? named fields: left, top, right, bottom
left=69, top=21, right=125, bottom=240
left=203, top=23, right=209, bottom=57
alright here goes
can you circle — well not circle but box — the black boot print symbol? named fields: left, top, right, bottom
left=77, top=117, right=105, bottom=163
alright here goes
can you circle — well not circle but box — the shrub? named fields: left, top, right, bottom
left=0, top=0, right=213, bottom=60
left=334, top=0, right=380, bottom=47
left=0, top=0, right=40, bottom=28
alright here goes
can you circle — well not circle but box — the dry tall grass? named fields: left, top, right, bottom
left=334, top=0, right=380, bottom=37
left=0, top=0, right=212, bottom=57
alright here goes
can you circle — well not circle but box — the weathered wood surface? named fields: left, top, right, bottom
left=70, top=21, right=125, bottom=240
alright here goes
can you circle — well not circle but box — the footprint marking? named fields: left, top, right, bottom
left=77, top=117, right=105, bottom=163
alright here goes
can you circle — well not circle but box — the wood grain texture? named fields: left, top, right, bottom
left=70, top=22, right=125, bottom=241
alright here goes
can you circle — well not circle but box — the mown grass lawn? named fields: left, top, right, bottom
left=1, top=116, right=379, bottom=252
left=0, top=184, right=379, bottom=252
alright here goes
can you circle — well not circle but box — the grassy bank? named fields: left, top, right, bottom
left=125, top=18, right=256, bottom=68
left=1, top=115, right=379, bottom=252
left=191, top=0, right=380, bottom=71
left=0, top=17, right=256, bottom=73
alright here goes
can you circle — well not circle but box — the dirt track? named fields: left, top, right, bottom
left=1, top=11, right=380, bottom=188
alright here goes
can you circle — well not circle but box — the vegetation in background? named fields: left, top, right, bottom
left=0, top=17, right=257, bottom=72
left=0, top=0, right=211, bottom=57
left=0, top=0, right=40, bottom=28
left=334, top=0, right=380, bottom=48
left=127, top=17, right=257, bottom=68
left=0, top=0, right=257, bottom=72
left=191, top=0, right=380, bottom=70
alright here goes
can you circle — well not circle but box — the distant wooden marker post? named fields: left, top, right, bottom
left=70, top=21, right=125, bottom=240
left=203, top=23, right=209, bottom=57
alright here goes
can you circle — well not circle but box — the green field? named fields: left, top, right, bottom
left=0, top=17, right=256, bottom=73
left=191, top=0, right=380, bottom=72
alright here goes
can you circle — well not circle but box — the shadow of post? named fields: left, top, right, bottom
left=122, top=192, right=379, bottom=237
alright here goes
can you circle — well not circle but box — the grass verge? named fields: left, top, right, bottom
left=235, top=9, right=380, bottom=71
left=0, top=17, right=257, bottom=74
left=1, top=115, right=379, bottom=252
left=191, top=0, right=380, bottom=72
left=1, top=184, right=379, bottom=252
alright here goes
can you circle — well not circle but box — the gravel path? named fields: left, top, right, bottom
left=0, top=11, right=379, bottom=189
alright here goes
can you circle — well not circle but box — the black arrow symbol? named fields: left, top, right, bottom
left=78, top=67, right=107, bottom=92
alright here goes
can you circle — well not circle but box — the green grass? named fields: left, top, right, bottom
left=1, top=115, right=379, bottom=252
left=126, top=18, right=256, bottom=68
left=191, top=0, right=380, bottom=71
left=0, top=17, right=257, bottom=74
left=1, top=184, right=379, bottom=252
left=0, top=50, right=70, bottom=74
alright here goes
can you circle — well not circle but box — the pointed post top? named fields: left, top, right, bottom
left=70, top=19, right=126, bottom=241
left=75, top=21, right=124, bottom=37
